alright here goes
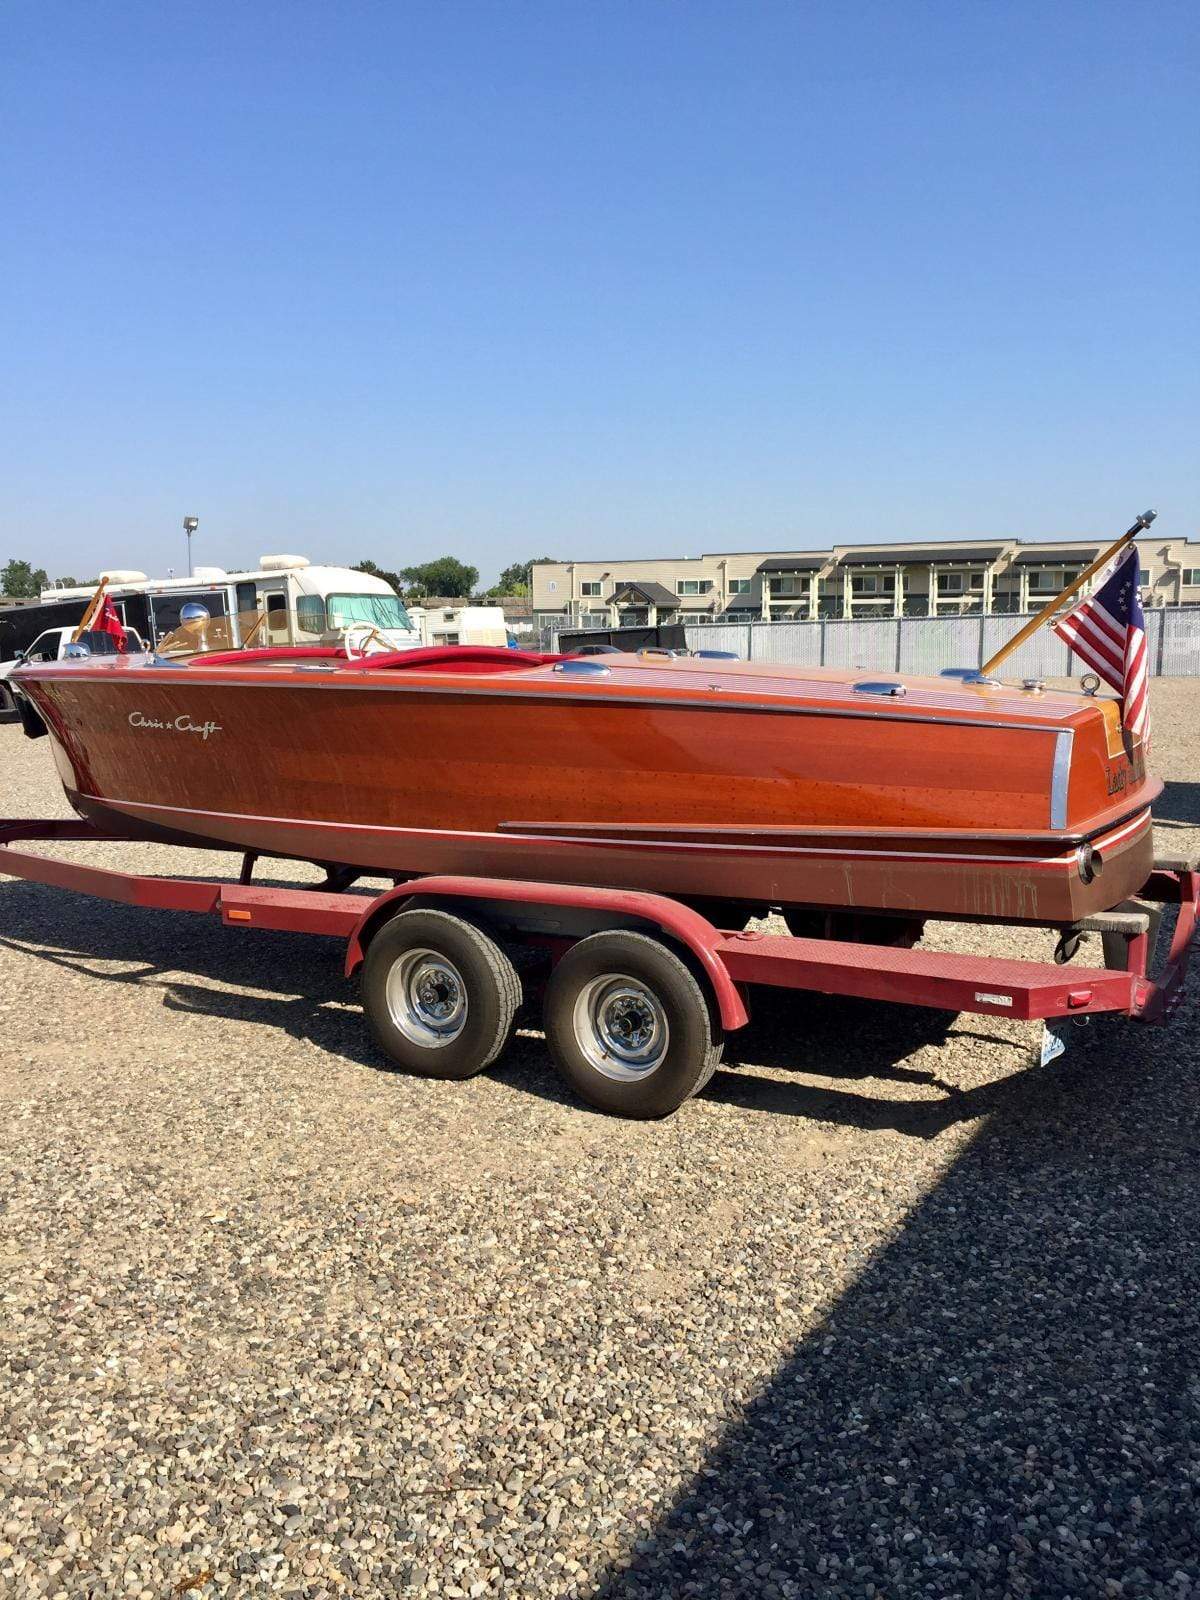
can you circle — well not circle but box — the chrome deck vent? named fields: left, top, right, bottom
left=940, top=667, right=1000, bottom=686
left=853, top=680, right=906, bottom=697
left=554, top=659, right=611, bottom=677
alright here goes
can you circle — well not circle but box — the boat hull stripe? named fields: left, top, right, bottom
left=82, top=795, right=1151, bottom=873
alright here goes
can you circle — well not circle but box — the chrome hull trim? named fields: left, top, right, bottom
left=1050, top=729, right=1073, bottom=830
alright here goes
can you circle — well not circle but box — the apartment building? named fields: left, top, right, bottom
left=531, top=533, right=1200, bottom=629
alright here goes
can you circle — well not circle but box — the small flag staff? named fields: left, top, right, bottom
left=979, top=510, right=1156, bottom=679
left=70, top=579, right=109, bottom=643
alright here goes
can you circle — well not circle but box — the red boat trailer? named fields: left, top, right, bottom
left=2, top=817, right=1196, bottom=1118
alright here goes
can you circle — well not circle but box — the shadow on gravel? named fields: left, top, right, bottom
left=0, top=881, right=1037, bottom=1127
left=1156, top=779, right=1200, bottom=829
left=590, top=1020, right=1200, bottom=1599
left=703, top=986, right=1035, bottom=1137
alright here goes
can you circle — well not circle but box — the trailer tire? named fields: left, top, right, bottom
left=362, top=909, right=520, bottom=1080
left=543, top=931, right=723, bottom=1118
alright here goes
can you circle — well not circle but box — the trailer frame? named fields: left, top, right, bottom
left=2, top=816, right=1196, bottom=1115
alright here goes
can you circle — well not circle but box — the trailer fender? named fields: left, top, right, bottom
left=343, top=875, right=750, bottom=1032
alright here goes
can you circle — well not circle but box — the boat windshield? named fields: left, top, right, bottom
left=326, top=593, right=413, bottom=631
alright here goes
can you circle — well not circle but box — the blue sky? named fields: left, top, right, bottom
left=2, top=1, right=1196, bottom=584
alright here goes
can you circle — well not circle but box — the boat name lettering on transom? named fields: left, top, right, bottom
left=1105, top=754, right=1145, bottom=795
left=128, top=711, right=222, bottom=741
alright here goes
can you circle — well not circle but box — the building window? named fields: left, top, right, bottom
left=580, top=581, right=603, bottom=597
left=768, top=575, right=799, bottom=596
left=1183, top=569, right=1200, bottom=587
left=728, top=577, right=752, bottom=594
left=850, top=572, right=895, bottom=596
left=676, top=579, right=712, bottom=595
left=1029, top=567, right=1081, bottom=594
left=934, top=571, right=985, bottom=596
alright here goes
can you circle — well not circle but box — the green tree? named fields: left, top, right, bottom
left=353, top=558, right=404, bottom=594
left=400, top=556, right=479, bottom=599
left=485, top=556, right=556, bottom=599
left=1, top=559, right=49, bottom=598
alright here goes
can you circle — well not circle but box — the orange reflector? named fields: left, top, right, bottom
left=227, top=909, right=253, bottom=923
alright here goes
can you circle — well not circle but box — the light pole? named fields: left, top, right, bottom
left=183, top=516, right=199, bottom=577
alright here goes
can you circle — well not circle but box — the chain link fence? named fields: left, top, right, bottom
left=540, top=610, right=1200, bottom=677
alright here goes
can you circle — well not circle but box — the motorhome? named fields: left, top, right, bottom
left=33, top=557, right=422, bottom=653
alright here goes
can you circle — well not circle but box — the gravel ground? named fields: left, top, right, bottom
left=0, top=679, right=1197, bottom=1599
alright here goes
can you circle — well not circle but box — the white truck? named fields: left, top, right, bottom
left=0, top=623, right=151, bottom=714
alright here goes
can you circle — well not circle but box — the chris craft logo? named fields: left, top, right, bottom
left=128, top=711, right=222, bottom=741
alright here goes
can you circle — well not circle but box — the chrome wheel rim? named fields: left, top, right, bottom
left=385, top=948, right=468, bottom=1048
left=573, top=975, right=669, bottom=1081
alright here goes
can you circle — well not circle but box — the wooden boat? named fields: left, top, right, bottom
left=11, top=642, right=1157, bottom=928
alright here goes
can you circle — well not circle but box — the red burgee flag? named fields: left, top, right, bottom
left=1051, top=543, right=1149, bottom=743
left=92, top=594, right=130, bottom=652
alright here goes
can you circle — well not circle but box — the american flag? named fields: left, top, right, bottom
left=1052, top=543, right=1149, bottom=741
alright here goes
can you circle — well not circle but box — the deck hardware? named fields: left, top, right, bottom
left=553, top=659, right=611, bottom=677
left=853, top=680, right=906, bottom=697
left=1080, top=673, right=1101, bottom=696
left=1076, top=843, right=1103, bottom=884
left=940, top=668, right=1001, bottom=686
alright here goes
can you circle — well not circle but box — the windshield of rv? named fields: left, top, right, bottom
left=325, top=593, right=413, bottom=631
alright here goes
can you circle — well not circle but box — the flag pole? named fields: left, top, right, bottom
left=979, top=510, right=1156, bottom=679
left=71, top=578, right=109, bottom=643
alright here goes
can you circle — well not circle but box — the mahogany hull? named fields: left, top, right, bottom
left=17, top=655, right=1158, bottom=926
